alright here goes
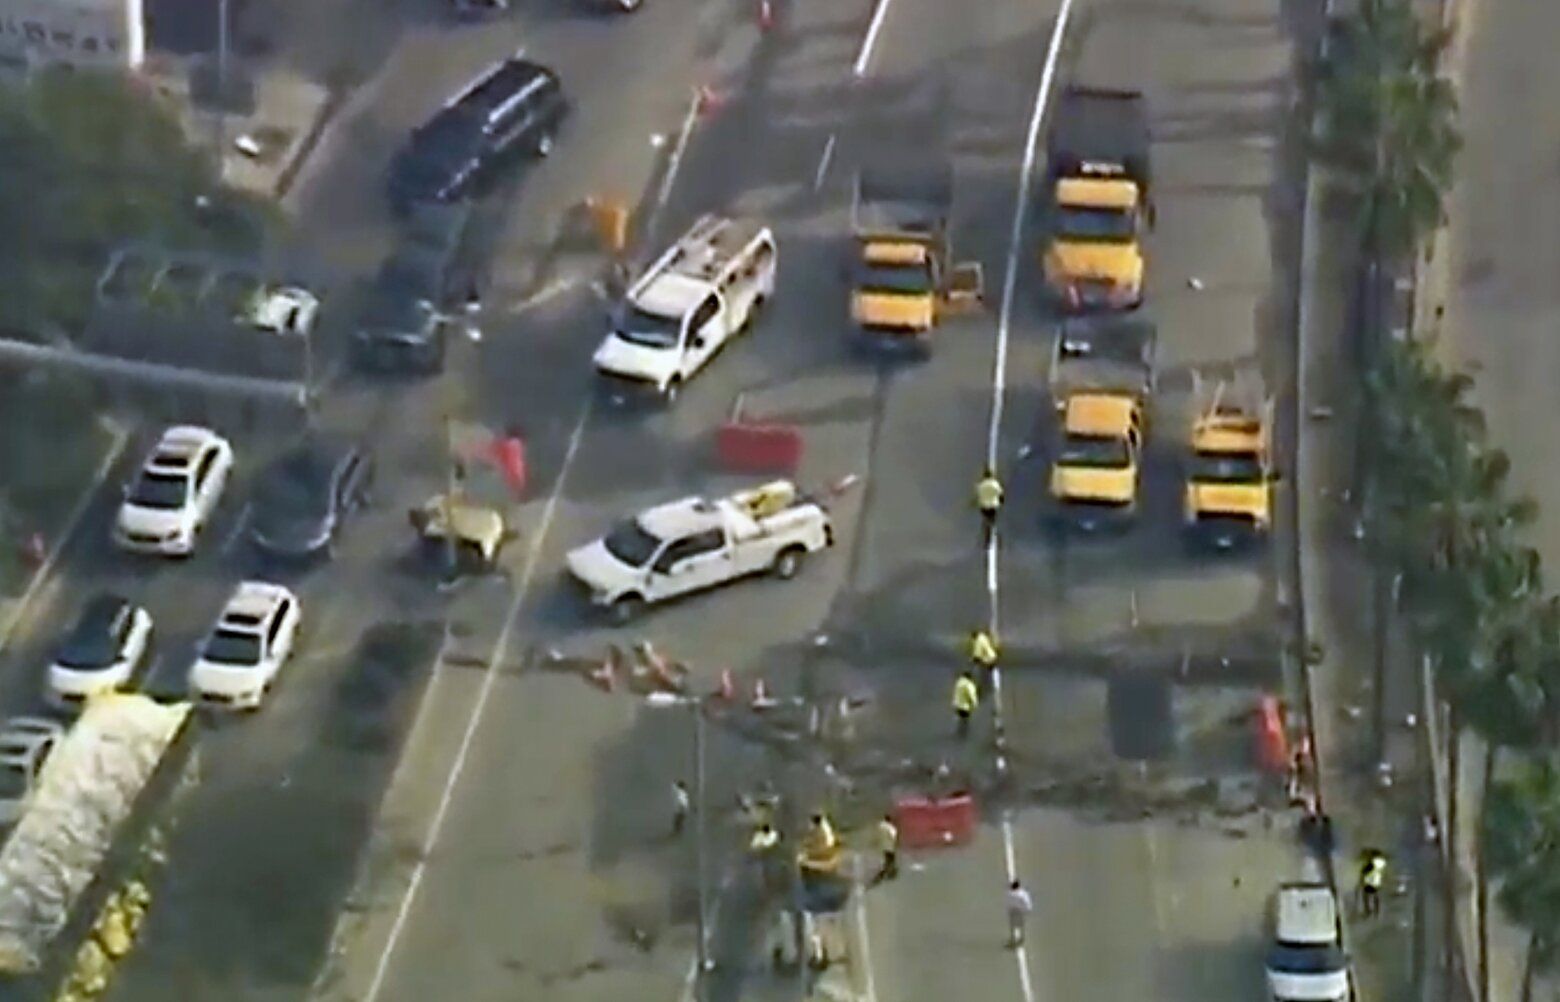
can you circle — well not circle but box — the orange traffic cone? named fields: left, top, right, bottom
left=751, top=678, right=779, bottom=712
left=696, top=85, right=727, bottom=117
left=757, top=0, right=773, bottom=31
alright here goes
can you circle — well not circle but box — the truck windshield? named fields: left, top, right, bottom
left=603, top=520, right=663, bottom=567
left=1055, top=205, right=1135, bottom=242
left=615, top=306, right=683, bottom=349
left=1191, top=452, right=1264, bottom=484
left=857, top=261, right=933, bottom=295
left=1059, top=435, right=1130, bottom=469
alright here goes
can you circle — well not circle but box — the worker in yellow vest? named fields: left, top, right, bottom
left=1359, top=850, right=1387, bottom=917
left=975, top=466, right=1004, bottom=547
left=968, top=628, right=999, bottom=672
left=952, top=671, right=979, bottom=740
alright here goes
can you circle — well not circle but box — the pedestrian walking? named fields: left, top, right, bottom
left=874, top=814, right=900, bottom=883
left=968, top=628, right=1000, bottom=674
left=975, top=466, right=1004, bottom=548
left=1358, top=849, right=1387, bottom=917
left=1005, top=879, right=1033, bottom=948
left=670, top=780, right=692, bottom=838
left=951, top=672, right=979, bottom=741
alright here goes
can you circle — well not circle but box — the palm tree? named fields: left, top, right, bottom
left=1314, top=0, right=1462, bottom=261
left=1483, top=754, right=1560, bottom=1002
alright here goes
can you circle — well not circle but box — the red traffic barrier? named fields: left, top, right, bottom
left=715, top=422, right=803, bottom=475
left=1255, top=695, right=1289, bottom=775
left=894, top=793, right=976, bottom=850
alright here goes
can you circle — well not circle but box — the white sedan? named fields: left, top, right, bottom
left=242, top=285, right=320, bottom=337
left=47, top=593, right=153, bottom=708
left=189, top=581, right=301, bottom=711
left=114, top=425, right=234, bottom=557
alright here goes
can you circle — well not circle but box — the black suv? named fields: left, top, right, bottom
left=388, top=55, right=568, bottom=214
left=353, top=202, right=473, bottom=374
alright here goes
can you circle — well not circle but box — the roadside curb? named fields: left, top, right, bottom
left=0, top=418, right=130, bottom=655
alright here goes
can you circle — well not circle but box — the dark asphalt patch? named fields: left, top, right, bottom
left=103, top=621, right=441, bottom=1001
left=1107, top=676, right=1174, bottom=761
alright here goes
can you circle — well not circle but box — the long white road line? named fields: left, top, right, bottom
left=361, top=400, right=593, bottom=1002
left=985, top=3, right=1077, bottom=1002
left=853, top=0, right=897, bottom=78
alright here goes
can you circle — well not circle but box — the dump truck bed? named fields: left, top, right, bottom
left=852, top=165, right=952, bottom=236
left=1047, top=87, right=1150, bottom=185
left=1048, top=314, right=1157, bottom=404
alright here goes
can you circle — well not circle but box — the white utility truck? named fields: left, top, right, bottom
left=566, top=480, right=833, bottom=622
left=593, top=214, right=776, bottom=406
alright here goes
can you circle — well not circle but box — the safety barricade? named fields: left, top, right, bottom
left=1255, top=695, right=1289, bottom=775
left=894, top=793, right=977, bottom=850
left=715, top=422, right=803, bottom=475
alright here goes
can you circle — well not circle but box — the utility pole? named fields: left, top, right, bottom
left=213, top=0, right=230, bottom=177
left=693, top=699, right=712, bottom=993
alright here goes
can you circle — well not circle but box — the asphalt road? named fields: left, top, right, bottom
left=0, top=0, right=1309, bottom=999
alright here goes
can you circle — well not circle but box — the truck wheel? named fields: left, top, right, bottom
left=610, top=594, right=645, bottom=624
left=773, top=546, right=805, bottom=580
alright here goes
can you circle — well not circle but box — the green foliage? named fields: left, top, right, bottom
left=0, top=67, right=278, bottom=333
left=1484, top=756, right=1560, bottom=973
left=1314, top=0, right=1462, bottom=258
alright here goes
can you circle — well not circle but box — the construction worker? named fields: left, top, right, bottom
left=1005, top=878, right=1033, bottom=948
left=807, top=812, right=838, bottom=851
left=750, top=822, right=785, bottom=892
left=874, top=814, right=900, bottom=883
left=952, top=671, right=979, bottom=740
left=975, top=465, right=1004, bottom=547
left=1359, top=850, right=1387, bottom=917
left=671, top=780, right=692, bottom=838
left=968, top=628, right=1000, bottom=673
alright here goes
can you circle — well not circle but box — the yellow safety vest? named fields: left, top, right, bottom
left=976, top=477, right=1004, bottom=513
left=750, top=827, right=780, bottom=853
left=969, top=630, right=999, bottom=669
left=1362, top=858, right=1386, bottom=889
left=952, top=677, right=979, bottom=714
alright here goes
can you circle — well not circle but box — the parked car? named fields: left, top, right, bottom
left=239, top=284, right=321, bottom=337
left=0, top=717, right=65, bottom=825
left=114, top=425, right=234, bottom=557
left=387, top=54, right=568, bottom=213
left=1266, top=877, right=1351, bottom=1002
left=249, top=438, right=374, bottom=559
left=47, top=594, right=153, bottom=707
left=189, top=582, right=302, bottom=711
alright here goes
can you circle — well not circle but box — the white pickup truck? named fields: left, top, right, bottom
left=566, top=480, right=833, bottom=622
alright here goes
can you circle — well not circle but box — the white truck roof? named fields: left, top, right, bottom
left=1275, top=883, right=1339, bottom=945
left=638, top=480, right=807, bottom=541
left=0, top=696, right=191, bottom=973
left=627, top=215, right=771, bottom=320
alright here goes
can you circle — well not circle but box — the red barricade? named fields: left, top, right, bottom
left=1255, top=695, right=1289, bottom=775
left=894, top=793, right=977, bottom=850
left=715, top=422, right=803, bottom=474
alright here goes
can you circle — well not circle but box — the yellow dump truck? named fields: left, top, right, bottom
left=849, top=166, right=954, bottom=357
left=1047, top=315, right=1157, bottom=533
left=1184, top=370, right=1276, bottom=549
left=1042, top=87, right=1152, bottom=312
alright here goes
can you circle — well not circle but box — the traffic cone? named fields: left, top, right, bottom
left=696, top=85, right=727, bottom=117
left=757, top=0, right=773, bottom=31
left=751, top=678, right=778, bottom=711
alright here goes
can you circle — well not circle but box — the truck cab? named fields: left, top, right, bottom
left=1184, top=372, right=1275, bottom=549
left=849, top=166, right=953, bottom=356
left=1046, top=315, right=1156, bottom=533
left=1043, top=87, right=1151, bottom=312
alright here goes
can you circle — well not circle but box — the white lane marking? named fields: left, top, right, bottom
left=813, top=133, right=838, bottom=191
left=984, top=4, right=1076, bottom=1002
left=362, top=401, right=593, bottom=1002
left=676, top=868, right=737, bottom=1002
left=648, top=90, right=704, bottom=238
left=220, top=504, right=252, bottom=555
left=852, top=855, right=881, bottom=1002
left=506, top=277, right=579, bottom=316
left=852, top=0, right=895, bottom=78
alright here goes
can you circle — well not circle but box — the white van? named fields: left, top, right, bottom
left=593, top=214, right=776, bottom=406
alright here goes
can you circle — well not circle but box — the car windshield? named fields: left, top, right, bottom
left=602, top=520, right=663, bottom=568
left=1268, top=942, right=1346, bottom=974
left=614, top=306, right=683, bottom=349
left=1191, top=451, right=1264, bottom=484
left=1059, top=434, right=1130, bottom=468
left=857, top=261, right=933, bottom=296
left=127, top=470, right=189, bottom=509
left=201, top=629, right=262, bottom=666
left=258, top=453, right=333, bottom=518
left=1056, top=205, right=1135, bottom=242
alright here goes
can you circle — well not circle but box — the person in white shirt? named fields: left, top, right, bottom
left=1005, top=879, right=1033, bottom=948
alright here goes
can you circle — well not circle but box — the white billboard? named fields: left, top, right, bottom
left=0, top=0, right=145, bottom=70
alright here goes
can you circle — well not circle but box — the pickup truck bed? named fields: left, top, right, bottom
left=1047, top=86, right=1151, bottom=185
left=1048, top=314, right=1157, bottom=404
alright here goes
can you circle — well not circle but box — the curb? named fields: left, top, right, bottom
left=274, top=87, right=347, bottom=201
left=0, top=419, right=130, bottom=655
